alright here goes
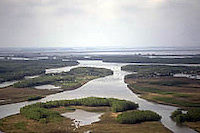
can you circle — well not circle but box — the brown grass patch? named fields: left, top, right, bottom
left=0, top=87, right=55, bottom=105
left=185, top=122, right=200, bottom=133
left=77, top=112, right=171, bottom=133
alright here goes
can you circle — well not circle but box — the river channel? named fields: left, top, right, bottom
left=0, top=60, right=197, bottom=133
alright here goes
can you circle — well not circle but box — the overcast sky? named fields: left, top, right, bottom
left=0, top=0, right=200, bottom=48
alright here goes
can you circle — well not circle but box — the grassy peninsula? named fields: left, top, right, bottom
left=122, top=65, right=200, bottom=131
left=13, top=67, right=113, bottom=89
left=0, top=67, right=113, bottom=105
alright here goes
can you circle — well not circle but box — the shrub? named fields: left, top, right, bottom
left=116, top=110, right=161, bottom=124
left=171, top=109, right=200, bottom=123
left=20, top=97, right=139, bottom=122
left=13, top=67, right=113, bottom=88
left=76, top=97, right=110, bottom=107
left=20, top=106, right=62, bottom=123
left=109, top=99, right=138, bottom=112
left=170, top=110, right=182, bottom=120
left=28, top=95, right=42, bottom=101
left=41, top=97, right=138, bottom=112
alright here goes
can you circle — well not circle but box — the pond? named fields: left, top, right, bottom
left=62, top=109, right=103, bottom=128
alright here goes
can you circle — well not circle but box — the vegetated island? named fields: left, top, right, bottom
left=0, top=97, right=171, bottom=133
left=0, top=66, right=113, bottom=105
left=122, top=65, right=200, bottom=132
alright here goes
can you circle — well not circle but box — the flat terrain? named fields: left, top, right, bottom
left=0, top=106, right=171, bottom=133
left=185, top=122, right=200, bottom=132
left=125, top=77, right=200, bottom=108
left=122, top=64, right=200, bottom=108
left=0, top=67, right=113, bottom=105
left=122, top=64, right=200, bottom=131
left=0, top=87, right=55, bottom=105
left=78, top=112, right=171, bottom=133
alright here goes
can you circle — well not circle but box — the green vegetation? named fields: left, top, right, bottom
left=20, top=106, right=62, bottom=123
left=153, top=97, right=200, bottom=107
left=0, top=111, right=171, bottom=133
left=14, top=74, right=75, bottom=88
left=28, top=95, right=43, bottom=101
left=130, top=84, right=174, bottom=95
left=122, top=63, right=200, bottom=133
left=122, top=65, right=200, bottom=78
left=98, top=55, right=200, bottom=64
left=0, top=67, right=113, bottom=105
left=171, top=109, right=200, bottom=123
left=20, top=97, right=138, bottom=123
left=123, top=64, right=200, bottom=108
left=117, top=110, right=161, bottom=124
left=128, top=80, right=200, bottom=108
left=149, top=80, right=189, bottom=86
left=13, top=67, right=113, bottom=88
left=14, top=122, right=27, bottom=130
left=0, top=59, right=78, bottom=83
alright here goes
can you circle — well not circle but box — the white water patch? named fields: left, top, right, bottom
left=147, top=55, right=193, bottom=59
left=24, top=75, right=40, bottom=79
left=45, top=65, right=77, bottom=74
left=0, top=81, right=18, bottom=88
left=62, top=109, right=103, bottom=128
left=34, top=84, right=61, bottom=90
left=174, top=74, right=200, bottom=79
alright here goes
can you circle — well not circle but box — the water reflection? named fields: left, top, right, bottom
left=62, top=109, right=103, bottom=128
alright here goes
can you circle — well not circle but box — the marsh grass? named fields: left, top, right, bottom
left=13, top=67, right=113, bottom=88
left=28, top=95, right=42, bottom=101
left=116, top=110, right=161, bottom=124
left=171, top=109, right=200, bottom=123
left=126, top=77, right=200, bottom=108
left=20, top=97, right=138, bottom=123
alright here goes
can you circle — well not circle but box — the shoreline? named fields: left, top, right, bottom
left=124, top=77, right=200, bottom=132
left=0, top=78, right=101, bottom=106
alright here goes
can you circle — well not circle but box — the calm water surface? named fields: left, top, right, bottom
left=0, top=60, right=197, bottom=133
left=62, top=109, right=103, bottom=128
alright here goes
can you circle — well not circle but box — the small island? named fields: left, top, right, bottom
left=0, top=62, right=113, bottom=105
left=0, top=97, right=170, bottom=133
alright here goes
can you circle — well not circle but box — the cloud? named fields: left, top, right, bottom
left=0, top=0, right=200, bottom=47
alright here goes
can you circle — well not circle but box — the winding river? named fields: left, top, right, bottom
left=0, top=60, right=197, bottom=133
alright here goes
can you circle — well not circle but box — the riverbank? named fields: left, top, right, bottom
left=124, top=75, right=200, bottom=132
left=125, top=77, right=200, bottom=108
left=0, top=67, right=113, bottom=105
